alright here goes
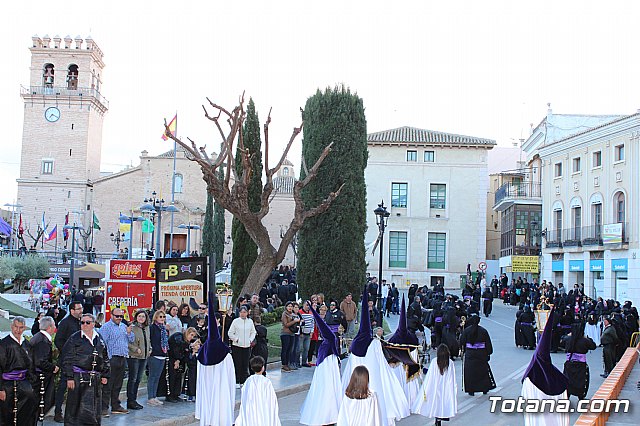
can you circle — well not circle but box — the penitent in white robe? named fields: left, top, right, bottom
left=584, top=322, right=601, bottom=346
left=235, top=374, right=281, bottom=426
left=300, top=354, right=342, bottom=425
left=390, top=352, right=422, bottom=408
left=195, top=354, right=236, bottom=426
left=337, top=392, right=384, bottom=426
left=521, top=378, right=569, bottom=426
left=412, top=357, right=457, bottom=419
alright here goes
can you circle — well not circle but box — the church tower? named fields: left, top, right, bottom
left=17, top=34, right=108, bottom=244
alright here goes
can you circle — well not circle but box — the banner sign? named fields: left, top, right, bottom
left=603, top=223, right=623, bottom=245
left=108, top=260, right=156, bottom=281
left=155, top=257, right=208, bottom=308
left=511, top=255, right=539, bottom=273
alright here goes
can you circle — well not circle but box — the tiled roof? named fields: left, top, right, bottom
left=368, top=126, right=496, bottom=146
left=156, top=145, right=187, bottom=158
left=273, top=176, right=295, bottom=194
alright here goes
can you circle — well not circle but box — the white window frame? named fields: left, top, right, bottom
left=406, top=150, right=417, bottom=162
left=41, top=159, right=54, bottom=175
left=424, top=150, right=435, bottom=162
left=572, top=157, right=581, bottom=174
left=614, top=144, right=625, bottom=162
left=391, top=182, right=408, bottom=208
left=592, top=151, right=602, bottom=169
left=554, top=162, right=563, bottom=178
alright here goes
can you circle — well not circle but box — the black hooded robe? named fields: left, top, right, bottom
left=62, top=331, right=110, bottom=426
left=442, top=311, right=460, bottom=359
left=519, top=309, right=536, bottom=349
left=482, top=289, right=493, bottom=317
left=459, top=322, right=496, bottom=394
left=0, top=335, right=37, bottom=426
left=563, top=336, right=596, bottom=399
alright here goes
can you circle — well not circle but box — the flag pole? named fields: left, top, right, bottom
left=90, top=213, right=95, bottom=253
left=169, top=111, right=177, bottom=255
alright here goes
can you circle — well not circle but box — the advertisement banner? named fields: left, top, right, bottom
left=155, top=257, right=208, bottom=308
left=512, top=255, right=539, bottom=273
left=603, top=223, right=623, bottom=245
left=108, top=259, right=156, bottom=281
left=105, top=281, right=156, bottom=322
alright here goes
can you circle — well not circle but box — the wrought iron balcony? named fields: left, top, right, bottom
left=20, top=85, right=109, bottom=109
left=493, top=181, right=542, bottom=211
left=581, top=225, right=603, bottom=246
left=544, top=229, right=563, bottom=248
left=544, top=223, right=629, bottom=250
left=563, top=227, right=582, bottom=247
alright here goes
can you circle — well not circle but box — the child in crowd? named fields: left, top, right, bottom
left=337, top=366, right=383, bottom=426
left=235, top=356, right=281, bottom=426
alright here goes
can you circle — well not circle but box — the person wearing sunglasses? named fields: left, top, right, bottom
left=61, top=313, right=110, bottom=425
left=97, top=309, right=134, bottom=416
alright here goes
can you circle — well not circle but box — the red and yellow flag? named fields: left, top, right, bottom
left=162, top=115, right=177, bottom=141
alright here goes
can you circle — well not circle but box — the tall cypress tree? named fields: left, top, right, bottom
left=231, top=98, right=263, bottom=295
left=212, top=167, right=226, bottom=271
left=201, top=192, right=214, bottom=258
left=297, top=86, right=368, bottom=302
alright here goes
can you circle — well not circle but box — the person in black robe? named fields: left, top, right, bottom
left=62, top=313, right=110, bottom=426
left=251, top=317, right=269, bottom=367
left=519, top=306, right=536, bottom=350
left=600, top=317, right=618, bottom=378
left=459, top=315, right=496, bottom=396
left=30, top=316, right=59, bottom=421
left=563, top=323, right=596, bottom=399
left=441, top=307, right=460, bottom=359
left=481, top=287, right=493, bottom=317
left=0, top=317, right=37, bottom=426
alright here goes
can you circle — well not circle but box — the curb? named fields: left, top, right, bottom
left=145, top=382, right=311, bottom=426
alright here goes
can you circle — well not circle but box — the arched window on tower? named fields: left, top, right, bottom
left=283, top=167, right=289, bottom=176
left=43, top=64, right=55, bottom=87
left=174, top=173, right=183, bottom=194
left=67, top=64, right=78, bottom=90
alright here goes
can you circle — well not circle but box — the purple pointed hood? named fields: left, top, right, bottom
left=197, top=292, right=230, bottom=366
left=350, top=285, right=372, bottom=357
left=309, top=302, right=340, bottom=365
left=388, top=295, right=418, bottom=346
left=521, top=307, right=568, bottom=395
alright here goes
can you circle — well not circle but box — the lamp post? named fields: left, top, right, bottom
left=140, top=191, right=180, bottom=258
left=119, top=213, right=145, bottom=259
left=4, top=202, right=23, bottom=254
left=110, top=231, right=124, bottom=254
left=63, top=223, right=83, bottom=290
left=373, top=200, right=390, bottom=324
left=178, top=223, right=201, bottom=255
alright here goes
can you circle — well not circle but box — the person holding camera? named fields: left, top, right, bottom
left=280, top=302, right=300, bottom=372
left=167, top=327, right=199, bottom=401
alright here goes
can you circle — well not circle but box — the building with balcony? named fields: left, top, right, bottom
left=365, top=126, right=495, bottom=289
left=535, top=111, right=640, bottom=307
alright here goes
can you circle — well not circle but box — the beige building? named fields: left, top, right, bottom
left=15, top=36, right=296, bottom=265
left=365, top=126, right=495, bottom=289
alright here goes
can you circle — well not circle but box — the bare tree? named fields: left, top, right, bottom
left=164, top=94, right=344, bottom=297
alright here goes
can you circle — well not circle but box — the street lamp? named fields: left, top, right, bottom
left=177, top=223, right=201, bottom=255
left=119, top=214, right=145, bottom=259
left=373, top=200, right=390, bottom=324
left=140, top=191, right=180, bottom=258
left=3, top=202, right=23, bottom=253
left=110, top=231, right=124, bottom=253
left=63, top=223, right=84, bottom=290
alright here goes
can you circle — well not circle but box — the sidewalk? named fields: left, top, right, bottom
left=604, top=352, right=640, bottom=425
left=42, top=363, right=316, bottom=426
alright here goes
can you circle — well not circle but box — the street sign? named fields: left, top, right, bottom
left=478, top=261, right=487, bottom=271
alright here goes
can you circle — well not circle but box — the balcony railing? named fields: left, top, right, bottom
left=494, top=181, right=542, bottom=209
left=544, top=223, right=629, bottom=249
left=20, top=85, right=109, bottom=109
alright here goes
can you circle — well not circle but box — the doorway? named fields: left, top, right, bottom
left=164, top=234, right=186, bottom=255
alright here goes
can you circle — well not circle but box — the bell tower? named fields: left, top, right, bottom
left=17, top=34, right=108, bottom=244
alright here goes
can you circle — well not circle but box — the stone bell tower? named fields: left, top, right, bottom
left=17, top=34, right=108, bottom=243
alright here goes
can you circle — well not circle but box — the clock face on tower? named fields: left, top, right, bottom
left=45, top=107, right=60, bottom=122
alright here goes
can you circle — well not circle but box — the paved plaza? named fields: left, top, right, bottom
left=41, top=298, right=639, bottom=426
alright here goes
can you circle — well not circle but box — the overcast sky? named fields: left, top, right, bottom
left=2, top=0, right=640, bottom=207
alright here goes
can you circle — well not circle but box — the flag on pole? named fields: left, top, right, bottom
left=63, top=213, right=69, bottom=241
left=44, top=225, right=57, bottom=243
left=142, top=219, right=155, bottom=234
left=162, top=114, right=177, bottom=141
left=119, top=214, right=131, bottom=241
left=18, top=214, right=24, bottom=236
left=0, top=217, right=11, bottom=236
left=93, top=212, right=101, bottom=230
left=41, top=212, right=47, bottom=232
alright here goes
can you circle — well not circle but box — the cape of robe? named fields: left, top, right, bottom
left=300, top=354, right=341, bottom=425
left=412, top=357, right=457, bottom=419
left=521, top=377, right=569, bottom=426
left=0, top=335, right=37, bottom=426
left=337, top=392, right=383, bottom=426
left=195, top=354, right=235, bottom=426
left=235, top=374, right=281, bottom=426
left=61, top=331, right=110, bottom=426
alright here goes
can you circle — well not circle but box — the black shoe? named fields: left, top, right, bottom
left=165, top=397, right=179, bottom=403
left=468, top=392, right=475, bottom=396
left=601, top=373, right=609, bottom=378
left=54, top=413, right=64, bottom=423
left=112, top=406, right=129, bottom=414
left=101, top=410, right=110, bottom=417
left=128, top=402, right=144, bottom=410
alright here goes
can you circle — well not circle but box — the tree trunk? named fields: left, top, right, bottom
left=239, top=246, right=278, bottom=297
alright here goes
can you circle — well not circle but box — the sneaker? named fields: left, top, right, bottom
left=112, top=406, right=129, bottom=414
left=281, top=366, right=292, bottom=373
left=147, top=398, right=161, bottom=406
left=188, top=396, right=196, bottom=402
left=101, top=410, right=110, bottom=418
left=235, top=384, right=241, bottom=389
left=302, top=363, right=312, bottom=367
